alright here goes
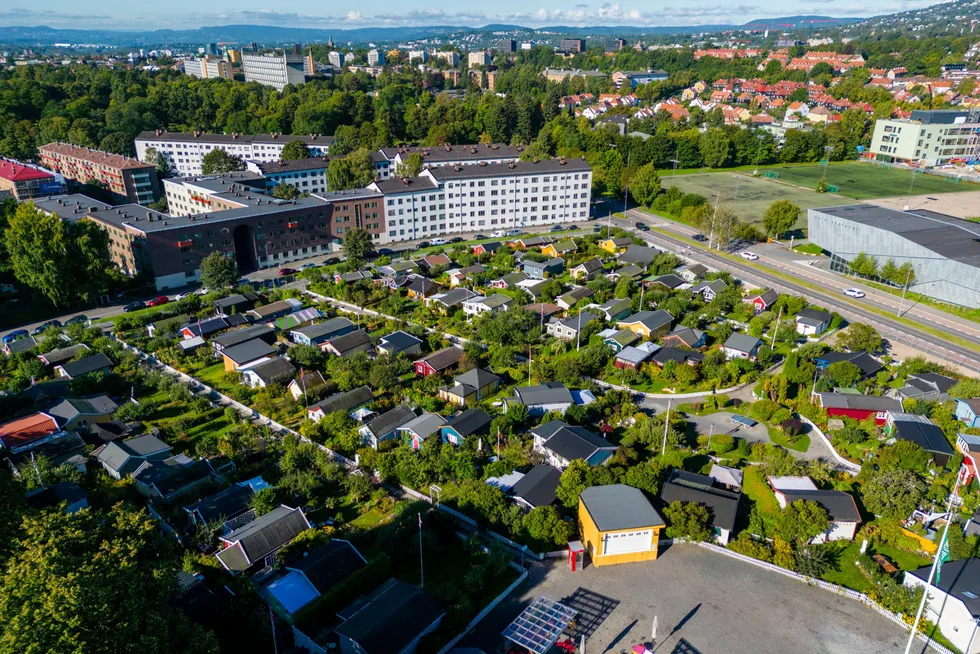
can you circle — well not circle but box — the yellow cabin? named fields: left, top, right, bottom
left=599, top=237, right=633, bottom=254
left=578, top=484, right=665, bottom=567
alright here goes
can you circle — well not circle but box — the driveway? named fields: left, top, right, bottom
left=457, top=544, right=911, bottom=654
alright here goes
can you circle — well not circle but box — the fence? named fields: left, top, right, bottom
left=798, top=415, right=861, bottom=475
left=692, top=541, right=956, bottom=654
left=437, top=560, right=529, bottom=654
left=859, top=157, right=980, bottom=184
left=591, top=360, right=782, bottom=401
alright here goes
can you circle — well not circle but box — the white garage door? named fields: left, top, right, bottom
left=602, top=530, right=652, bottom=555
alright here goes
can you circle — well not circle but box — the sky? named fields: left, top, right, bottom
left=0, top=0, right=942, bottom=31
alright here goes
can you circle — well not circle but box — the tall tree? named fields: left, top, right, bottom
left=199, top=251, right=239, bottom=289
left=628, top=163, right=662, bottom=207
left=280, top=139, right=310, bottom=161
left=762, top=200, right=800, bottom=238
left=327, top=149, right=376, bottom=191
left=143, top=147, right=175, bottom=179
left=342, top=227, right=374, bottom=265
left=201, top=148, right=246, bottom=174
left=272, top=183, right=300, bottom=199
left=395, top=152, right=424, bottom=177
left=0, top=504, right=218, bottom=654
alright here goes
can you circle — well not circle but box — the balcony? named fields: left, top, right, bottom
left=177, top=239, right=193, bottom=248
left=287, top=221, right=299, bottom=228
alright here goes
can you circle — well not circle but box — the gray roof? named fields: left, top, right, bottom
left=558, top=287, right=594, bottom=305
left=909, top=558, right=980, bottom=617
left=815, top=392, right=903, bottom=412
left=553, top=310, right=601, bottom=331
left=540, top=423, right=616, bottom=462
left=212, top=324, right=275, bottom=348
left=217, top=505, right=309, bottom=571
left=184, top=484, right=254, bottom=523
left=796, top=307, right=833, bottom=326
left=649, top=274, right=685, bottom=289
left=496, top=271, right=528, bottom=286
left=46, top=395, right=118, bottom=423
left=311, top=385, right=373, bottom=415
left=181, top=316, right=229, bottom=337
left=418, top=346, right=464, bottom=371
left=287, top=540, right=366, bottom=594
left=514, top=382, right=573, bottom=406
left=427, top=158, right=590, bottom=181
left=616, top=345, right=658, bottom=365
left=221, top=339, right=277, bottom=365
left=291, top=317, right=354, bottom=341
left=134, top=456, right=213, bottom=496
left=692, top=279, right=729, bottom=295
left=661, top=470, right=740, bottom=533
left=245, top=357, right=297, bottom=383
left=6, top=336, right=36, bottom=354
left=620, top=244, right=658, bottom=266
left=380, top=143, right=526, bottom=163
left=724, top=332, right=763, bottom=353
left=580, top=484, right=665, bottom=531
left=814, top=204, right=980, bottom=268
left=334, top=578, right=445, bottom=654
left=137, top=131, right=335, bottom=147
left=364, top=405, right=416, bottom=439
left=378, top=330, right=423, bottom=353
left=58, top=353, right=113, bottom=377
left=371, top=176, right=439, bottom=195
left=442, top=408, right=493, bottom=437
left=510, top=464, right=562, bottom=508
left=782, top=489, right=861, bottom=523
left=752, top=289, right=780, bottom=306
left=96, top=435, right=171, bottom=475
left=431, top=287, right=478, bottom=306
left=454, top=367, right=501, bottom=390
left=890, top=413, right=955, bottom=456
left=524, top=257, right=565, bottom=270
left=326, top=329, right=372, bottom=354
left=665, top=326, right=704, bottom=348
left=397, top=413, right=444, bottom=440
left=249, top=157, right=330, bottom=174
left=620, top=309, right=672, bottom=331
left=816, top=351, right=883, bottom=376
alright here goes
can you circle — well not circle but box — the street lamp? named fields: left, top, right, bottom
left=608, top=143, right=631, bottom=217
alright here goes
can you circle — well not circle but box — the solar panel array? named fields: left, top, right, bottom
left=501, top=597, right=578, bottom=654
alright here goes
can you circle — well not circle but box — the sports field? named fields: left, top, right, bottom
left=759, top=161, right=980, bottom=200
left=660, top=172, right=840, bottom=228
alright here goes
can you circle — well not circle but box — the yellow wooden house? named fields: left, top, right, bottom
left=578, top=484, right=665, bottom=567
left=599, top=237, right=633, bottom=254
left=541, top=240, right=578, bottom=258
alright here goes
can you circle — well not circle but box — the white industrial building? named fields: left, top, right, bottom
left=241, top=52, right=313, bottom=91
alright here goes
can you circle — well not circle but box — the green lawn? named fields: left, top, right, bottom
left=760, top=162, right=980, bottom=200
left=742, top=466, right=780, bottom=514
left=349, top=501, right=410, bottom=530
left=792, top=243, right=825, bottom=256
left=822, top=538, right=931, bottom=593
left=767, top=424, right=811, bottom=453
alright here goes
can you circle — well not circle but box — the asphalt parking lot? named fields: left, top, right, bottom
left=457, top=544, right=910, bottom=654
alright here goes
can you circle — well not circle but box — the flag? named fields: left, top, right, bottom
left=418, top=513, right=422, bottom=529
left=497, top=428, right=501, bottom=457
left=936, top=532, right=951, bottom=583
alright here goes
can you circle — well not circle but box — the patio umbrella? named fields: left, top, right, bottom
left=651, top=616, right=658, bottom=642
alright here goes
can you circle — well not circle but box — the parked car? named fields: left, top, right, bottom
left=3, top=329, right=29, bottom=344
left=474, top=234, right=488, bottom=241
left=65, top=315, right=89, bottom=326
left=301, top=263, right=317, bottom=270
left=549, top=225, right=564, bottom=232
left=739, top=251, right=759, bottom=261
left=33, top=320, right=62, bottom=335
left=449, top=237, right=464, bottom=244
left=844, top=288, right=865, bottom=298
left=123, top=301, right=145, bottom=312
left=148, top=296, right=169, bottom=307
left=566, top=224, right=579, bottom=230
left=323, top=257, right=340, bottom=265
left=377, top=248, right=394, bottom=256
left=417, top=241, right=430, bottom=249
left=505, top=229, right=521, bottom=237
left=430, top=238, right=448, bottom=246
left=278, top=267, right=298, bottom=277
left=172, top=292, right=192, bottom=301
left=490, top=230, right=505, bottom=238
left=692, top=233, right=708, bottom=242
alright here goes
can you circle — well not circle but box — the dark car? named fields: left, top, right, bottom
left=33, top=320, right=62, bottom=335
left=3, top=329, right=29, bottom=344
left=549, top=225, right=564, bottom=232
left=323, top=257, right=340, bottom=266
left=123, top=301, right=145, bottom=312
left=449, top=237, right=464, bottom=244
left=301, top=263, right=317, bottom=270
left=65, top=315, right=89, bottom=326
left=566, top=224, right=579, bottom=230
left=474, top=234, right=488, bottom=241
left=377, top=248, right=394, bottom=256
left=148, top=295, right=169, bottom=307
left=692, top=233, right=708, bottom=242
left=417, top=241, right=430, bottom=249
left=634, top=221, right=649, bottom=231
left=278, top=267, right=298, bottom=277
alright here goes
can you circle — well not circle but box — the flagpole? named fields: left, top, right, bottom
left=418, top=512, right=424, bottom=589
left=903, top=468, right=963, bottom=654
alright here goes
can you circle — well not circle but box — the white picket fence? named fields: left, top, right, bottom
left=798, top=415, right=861, bottom=475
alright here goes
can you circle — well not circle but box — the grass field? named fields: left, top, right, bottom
left=660, top=172, right=840, bottom=228
left=760, top=162, right=980, bottom=200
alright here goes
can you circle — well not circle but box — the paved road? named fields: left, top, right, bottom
left=458, top=545, right=911, bottom=654
left=617, top=211, right=980, bottom=373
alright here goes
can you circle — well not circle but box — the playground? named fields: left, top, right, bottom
left=759, top=161, right=980, bottom=200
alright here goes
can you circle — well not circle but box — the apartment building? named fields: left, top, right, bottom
left=468, top=51, right=490, bottom=67
left=245, top=158, right=330, bottom=195
left=559, top=38, right=586, bottom=53
left=162, top=172, right=267, bottom=216
left=436, top=51, right=460, bottom=67
left=241, top=51, right=313, bottom=91
left=375, top=143, right=525, bottom=180
left=183, top=56, right=234, bottom=80
left=408, top=50, right=429, bottom=63
left=367, top=50, right=385, bottom=66
left=870, top=110, right=980, bottom=167
left=135, top=131, right=333, bottom=176
left=37, top=143, right=160, bottom=204
left=0, top=159, right=63, bottom=201
left=328, top=51, right=344, bottom=69
left=369, top=158, right=592, bottom=243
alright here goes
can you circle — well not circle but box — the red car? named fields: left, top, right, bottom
left=148, top=295, right=169, bottom=307
left=278, top=267, right=298, bottom=277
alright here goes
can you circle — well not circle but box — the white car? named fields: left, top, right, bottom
left=490, top=230, right=505, bottom=238
left=172, top=292, right=191, bottom=301
left=739, top=251, right=759, bottom=261
left=430, top=238, right=448, bottom=246
left=844, top=288, right=865, bottom=298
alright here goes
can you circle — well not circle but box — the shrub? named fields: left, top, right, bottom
left=712, top=434, right=735, bottom=454
left=780, top=418, right=805, bottom=438
left=749, top=400, right=780, bottom=422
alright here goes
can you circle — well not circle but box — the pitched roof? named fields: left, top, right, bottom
left=397, top=413, right=444, bottom=440
left=908, top=557, right=980, bottom=617
left=580, top=484, right=665, bottom=531
left=378, top=330, right=423, bottom=352
left=430, top=287, right=478, bottom=306
left=46, top=395, right=119, bottom=424
left=326, top=329, right=373, bottom=354
left=649, top=274, right=685, bottom=289
left=752, top=289, right=780, bottom=306
left=782, top=489, right=861, bottom=523
left=292, top=317, right=355, bottom=341
left=815, top=392, right=903, bottom=412
left=96, top=435, right=172, bottom=475
left=443, top=408, right=493, bottom=437
left=182, top=316, right=231, bottom=337
left=616, top=345, right=659, bottom=365
left=5, top=336, right=37, bottom=354
left=652, top=346, right=704, bottom=366
left=620, top=309, right=672, bottom=331
left=664, top=326, right=705, bottom=348
left=541, top=423, right=616, bottom=461
left=816, top=351, right=883, bottom=376
left=221, top=339, right=277, bottom=365
left=134, top=456, right=213, bottom=496
left=211, top=324, right=275, bottom=348
left=724, top=332, right=762, bottom=353
left=57, top=353, right=113, bottom=377
left=796, top=308, right=833, bottom=325
left=244, top=357, right=297, bottom=384
left=250, top=299, right=302, bottom=319
left=363, top=405, right=416, bottom=439
left=510, top=464, right=562, bottom=508
left=619, top=244, right=658, bottom=266
left=417, top=347, right=463, bottom=371
left=334, top=579, right=444, bottom=654
left=558, top=287, right=595, bottom=306
left=184, top=484, right=254, bottom=523
left=661, top=470, right=740, bottom=533
left=217, top=506, right=310, bottom=571
left=552, top=311, right=601, bottom=332
left=287, top=540, right=366, bottom=594
left=890, top=412, right=955, bottom=456
left=524, top=257, right=565, bottom=269
left=514, top=382, right=573, bottom=406
left=691, top=279, right=729, bottom=295
left=310, top=386, right=373, bottom=415
left=454, top=367, right=501, bottom=390
left=25, top=481, right=87, bottom=509
left=0, top=413, right=61, bottom=449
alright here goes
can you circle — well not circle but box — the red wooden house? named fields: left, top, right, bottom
left=813, top=392, right=903, bottom=425
left=414, top=346, right=464, bottom=377
left=748, top=289, right=779, bottom=314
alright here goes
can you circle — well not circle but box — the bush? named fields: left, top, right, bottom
left=780, top=418, right=805, bottom=438
left=749, top=400, right=780, bottom=422
left=728, top=533, right=773, bottom=562
left=712, top=434, right=735, bottom=454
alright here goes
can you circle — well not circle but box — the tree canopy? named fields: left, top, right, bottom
left=762, top=200, right=800, bottom=238
left=201, top=148, right=245, bottom=174
left=342, top=227, right=374, bottom=265
left=199, top=251, right=239, bottom=289
left=280, top=139, right=310, bottom=161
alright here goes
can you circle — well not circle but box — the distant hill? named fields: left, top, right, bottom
left=857, top=0, right=980, bottom=31
left=0, top=16, right=864, bottom=47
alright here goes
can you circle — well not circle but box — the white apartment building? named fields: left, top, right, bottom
left=183, top=57, right=233, bottom=80
left=368, top=50, right=385, bottom=66
left=468, top=51, right=490, bottom=67
left=328, top=51, right=344, bottom=69
left=241, top=52, right=312, bottom=91
left=245, top=158, right=329, bottom=195
left=408, top=50, right=429, bottom=63
left=437, top=51, right=460, bottom=67
left=375, top=143, right=525, bottom=180
left=135, top=131, right=333, bottom=176
left=870, top=109, right=980, bottom=167
left=368, top=158, right=592, bottom=244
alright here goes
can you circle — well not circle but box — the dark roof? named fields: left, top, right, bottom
left=46, top=395, right=118, bottom=424
left=817, top=351, right=883, bottom=376
left=782, top=489, right=862, bottom=523
left=214, top=294, right=255, bottom=310
left=245, top=357, right=297, bottom=383
left=371, top=176, right=439, bottom=195
left=292, top=317, right=355, bottom=341
left=653, top=347, right=704, bottom=366
left=6, top=336, right=36, bottom=354
left=212, top=324, right=275, bottom=348
left=288, top=540, right=366, bottom=594
left=183, top=316, right=229, bottom=337
left=620, top=244, right=658, bottom=266
left=58, top=353, right=113, bottom=377
left=25, top=482, right=87, bottom=509
left=891, top=414, right=955, bottom=456
left=88, top=420, right=132, bottom=442
left=580, top=484, right=665, bottom=531
left=427, top=158, right=590, bottom=181
left=39, top=343, right=90, bottom=366
left=184, top=484, right=254, bottom=523
left=381, top=143, right=525, bottom=163
left=311, top=386, right=373, bottom=415
left=664, top=326, right=704, bottom=348
left=724, top=332, right=762, bottom=353
left=752, top=289, right=780, bottom=306
left=908, top=372, right=957, bottom=394
left=334, top=579, right=444, bottom=654
left=431, top=288, right=479, bottom=306
left=524, top=257, right=564, bottom=270
left=135, top=457, right=213, bottom=496
left=250, top=157, right=330, bottom=174
left=510, top=465, right=562, bottom=508
left=221, top=339, right=277, bottom=365
left=621, top=309, right=672, bottom=331
left=813, top=205, right=980, bottom=268
left=660, top=470, right=740, bottom=533
left=815, top=392, right=903, bottom=412
left=514, top=382, right=574, bottom=406
left=908, top=558, right=980, bottom=617
left=649, top=274, right=685, bottom=289
left=443, top=408, right=493, bottom=437
left=418, top=347, right=463, bottom=371
left=407, top=276, right=437, bottom=295
left=797, top=308, right=833, bottom=325
left=19, top=379, right=71, bottom=402
left=379, top=330, right=423, bottom=352
left=454, top=367, right=501, bottom=390
left=326, top=329, right=372, bottom=354
left=7, top=432, right=86, bottom=469
left=218, top=506, right=309, bottom=571
left=543, top=424, right=616, bottom=461
left=364, top=405, right=416, bottom=439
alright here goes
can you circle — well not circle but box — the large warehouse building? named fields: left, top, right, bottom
left=808, top=204, right=980, bottom=308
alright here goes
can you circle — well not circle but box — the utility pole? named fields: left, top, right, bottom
left=897, top=267, right=913, bottom=318
left=771, top=306, right=782, bottom=350
left=661, top=399, right=671, bottom=456
left=576, top=310, right=582, bottom=351
left=708, top=193, right=721, bottom=250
